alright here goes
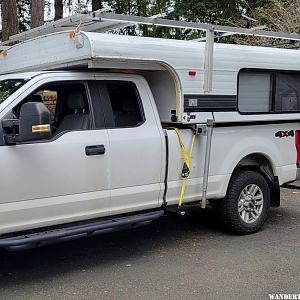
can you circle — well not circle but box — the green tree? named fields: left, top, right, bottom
left=103, top=0, right=248, bottom=39
left=168, top=0, right=243, bottom=39
left=105, top=0, right=171, bottom=36
left=2, top=0, right=273, bottom=42
left=17, top=0, right=30, bottom=32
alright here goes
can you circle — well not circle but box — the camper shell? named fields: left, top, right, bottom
left=2, top=30, right=300, bottom=125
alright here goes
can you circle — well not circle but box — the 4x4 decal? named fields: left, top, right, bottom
left=275, top=130, right=294, bottom=138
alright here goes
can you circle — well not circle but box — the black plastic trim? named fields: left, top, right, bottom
left=265, top=175, right=280, bottom=207
left=85, top=145, right=106, bottom=156
left=87, top=81, right=106, bottom=129
left=214, top=119, right=300, bottom=128
left=162, top=129, right=169, bottom=208
left=0, top=210, right=164, bottom=251
left=184, top=94, right=237, bottom=112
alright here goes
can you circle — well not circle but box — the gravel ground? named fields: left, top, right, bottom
left=0, top=188, right=299, bottom=300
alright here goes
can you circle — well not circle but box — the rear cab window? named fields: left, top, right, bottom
left=92, top=80, right=145, bottom=129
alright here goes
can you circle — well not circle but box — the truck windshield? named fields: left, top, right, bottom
left=0, top=79, right=29, bottom=104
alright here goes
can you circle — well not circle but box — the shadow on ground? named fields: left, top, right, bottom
left=0, top=203, right=286, bottom=290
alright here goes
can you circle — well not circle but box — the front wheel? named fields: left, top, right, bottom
left=216, top=170, right=271, bottom=234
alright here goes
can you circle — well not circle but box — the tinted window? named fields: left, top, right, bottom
left=275, top=73, right=300, bottom=112
left=106, top=81, right=144, bottom=128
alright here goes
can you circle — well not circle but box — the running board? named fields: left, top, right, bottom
left=282, top=183, right=300, bottom=190
left=0, top=210, right=164, bottom=251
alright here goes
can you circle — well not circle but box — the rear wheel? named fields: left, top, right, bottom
left=212, top=170, right=271, bottom=234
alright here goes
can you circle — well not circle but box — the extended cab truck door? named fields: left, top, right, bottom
left=0, top=74, right=110, bottom=234
left=93, top=76, right=164, bottom=215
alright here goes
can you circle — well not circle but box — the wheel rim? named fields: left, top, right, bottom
left=238, top=184, right=264, bottom=224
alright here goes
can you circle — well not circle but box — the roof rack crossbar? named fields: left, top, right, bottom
left=99, top=12, right=300, bottom=41
left=2, top=11, right=300, bottom=47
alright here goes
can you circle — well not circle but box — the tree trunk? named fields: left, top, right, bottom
left=92, top=0, right=103, bottom=11
left=1, top=0, right=19, bottom=41
left=54, top=0, right=63, bottom=21
left=31, top=0, right=44, bottom=28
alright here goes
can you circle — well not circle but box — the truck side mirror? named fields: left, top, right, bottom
left=19, top=102, right=52, bottom=142
left=2, top=102, right=52, bottom=145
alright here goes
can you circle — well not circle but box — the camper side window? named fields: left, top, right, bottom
left=238, top=69, right=300, bottom=113
left=238, top=71, right=272, bottom=113
left=275, top=73, right=300, bottom=112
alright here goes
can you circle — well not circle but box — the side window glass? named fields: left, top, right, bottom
left=13, top=81, right=91, bottom=140
left=275, top=73, right=300, bottom=112
left=19, top=90, right=57, bottom=121
left=238, top=71, right=272, bottom=113
left=238, top=69, right=300, bottom=114
left=106, top=81, right=144, bottom=128
left=38, top=90, right=58, bottom=120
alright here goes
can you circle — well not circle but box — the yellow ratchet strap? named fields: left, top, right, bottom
left=173, top=128, right=197, bottom=207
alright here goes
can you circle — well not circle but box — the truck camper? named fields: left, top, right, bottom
left=0, top=11, right=299, bottom=250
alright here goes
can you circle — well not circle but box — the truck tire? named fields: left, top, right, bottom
left=216, top=170, right=271, bottom=234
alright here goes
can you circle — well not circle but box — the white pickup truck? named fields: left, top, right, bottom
left=0, top=31, right=299, bottom=250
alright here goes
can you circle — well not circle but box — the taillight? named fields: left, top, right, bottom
left=296, top=130, right=300, bottom=166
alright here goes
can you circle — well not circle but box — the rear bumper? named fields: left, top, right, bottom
left=297, top=167, right=300, bottom=180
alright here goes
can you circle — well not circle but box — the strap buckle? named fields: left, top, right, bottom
left=181, top=162, right=190, bottom=178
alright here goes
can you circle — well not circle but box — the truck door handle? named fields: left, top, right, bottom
left=85, top=145, right=106, bottom=156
